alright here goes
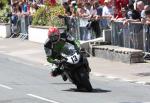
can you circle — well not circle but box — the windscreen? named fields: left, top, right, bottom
left=61, top=43, right=76, bottom=56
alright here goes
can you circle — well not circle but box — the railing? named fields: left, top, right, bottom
left=143, top=24, right=150, bottom=52
left=63, top=16, right=103, bottom=41
left=20, top=15, right=30, bottom=34
left=65, top=16, right=80, bottom=40
left=10, top=15, right=30, bottom=39
left=111, top=21, right=150, bottom=53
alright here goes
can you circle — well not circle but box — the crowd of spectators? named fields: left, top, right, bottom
left=10, top=0, right=150, bottom=41
left=11, top=0, right=39, bottom=36
left=62, top=0, right=112, bottom=40
left=61, top=0, right=150, bottom=41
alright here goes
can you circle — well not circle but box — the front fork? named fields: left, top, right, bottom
left=82, top=57, right=91, bottom=73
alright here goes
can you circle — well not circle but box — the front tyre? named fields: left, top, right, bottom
left=76, top=71, right=93, bottom=92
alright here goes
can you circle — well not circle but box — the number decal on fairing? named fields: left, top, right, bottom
left=71, top=55, right=78, bottom=63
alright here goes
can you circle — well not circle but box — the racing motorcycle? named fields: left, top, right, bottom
left=56, top=42, right=93, bottom=92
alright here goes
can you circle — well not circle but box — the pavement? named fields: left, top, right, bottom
left=1, top=38, right=150, bottom=86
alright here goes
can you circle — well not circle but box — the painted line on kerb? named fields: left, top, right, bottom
left=0, top=84, right=13, bottom=90
left=27, top=94, right=60, bottom=103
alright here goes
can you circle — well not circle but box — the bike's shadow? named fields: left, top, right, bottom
left=62, top=88, right=111, bottom=93
left=51, top=82, right=111, bottom=93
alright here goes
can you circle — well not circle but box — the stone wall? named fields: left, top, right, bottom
left=92, top=45, right=144, bottom=63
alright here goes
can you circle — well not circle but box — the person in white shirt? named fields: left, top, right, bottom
left=78, top=3, right=91, bottom=40
left=102, top=0, right=113, bottom=29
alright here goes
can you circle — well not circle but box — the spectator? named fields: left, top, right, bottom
left=112, top=7, right=127, bottom=21
left=70, top=1, right=78, bottom=16
left=63, top=2, right=71, bottom=16
left=61, top=2, right=72, bottom=32
left=11, top=4, right=18, bottom=26
left=90, top=1, right=102, bottom=38
left=115, top=0, right=129, bottom=17
left=77, top=0, right=89, bottom=4
left=61, top=0, right=67, bottom=4
left=20, top=0, right=30, bottom=34
left=136, top=1, right=145, bottom=18
left=22, top=0, right=30, bottom=15
left=126, top=3, right=141, bottom=21
left=102, top=0, right=113, bottom=29
left=141, top=5, right=150, bottom=19
left=102, top=0, right=113, bottom=19
left=129, top=0, right=135, bottom=5
left=90, top=2, right=97, bottom=16
left=78, top=3, right=91, bottom=40
left=11, top=4, right=19, bottom=36
left=67, top=0, right=72, bottom=4
left=136, top=1, right=144, bottom=11
left=144, top=9, right=150, bottom=24
left=99, top=0, right=105, bottom=5
left=29, top=2, right=39, bottom=25
left=119, top=7, right=127, bottom=20
left=18, top=2, right=22, bottom=12
left=84, top=2, right=92, bottom=12
left=95, top=1, right=103, bottom=16
left=30, top=2, right=38, bottom=15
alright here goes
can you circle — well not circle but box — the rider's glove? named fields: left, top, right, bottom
left=53, top=59, right=66, bottom=65
left=50, top=68, right=63, bottom=77
left=47, top=57, right=51, bottom=63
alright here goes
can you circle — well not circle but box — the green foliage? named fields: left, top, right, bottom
left=32, top=3, right=65, bottom=27
left=0, top=0, right=8, bottom=9
left=0, top=4, right=11, bottom=23
left=32, top=7, right=48, bottom=26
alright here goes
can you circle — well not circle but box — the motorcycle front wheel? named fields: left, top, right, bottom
left=75, top=69, right=93, bottom=92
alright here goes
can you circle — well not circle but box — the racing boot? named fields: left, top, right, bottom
left=51, top=68, right=63, bottom=77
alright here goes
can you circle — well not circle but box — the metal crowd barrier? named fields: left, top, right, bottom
left=63, top=16, right=80, bottom=40
left=143, top=24, right=150, bottom=52
left=18, top=15, right=29, bottom=39
left=10, top=15, right=29, bottom=39
left=111, top=21, right=150, bottom=53
left=111, top=21, right=124, bottom=46
left=64, top=16, right=105, bottom=41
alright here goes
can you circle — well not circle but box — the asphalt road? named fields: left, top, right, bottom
left=0, top=54, right=150, bottom=103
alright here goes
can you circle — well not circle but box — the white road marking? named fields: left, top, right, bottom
left=92, top=72, right=103, bottom=77
left=135, top=81, right=146, bottom=85
left=0, top=84, right=13, bottom=90
left=106, top=76, right=118, bottom=79
left=27, top=94, right=60, bottom=103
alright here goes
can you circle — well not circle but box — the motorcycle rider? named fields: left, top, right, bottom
left=44, top=26, right=91, bottom=81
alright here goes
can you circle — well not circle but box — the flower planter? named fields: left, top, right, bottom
left=0, top=23, right=11, bottom=38
left=28, top=25, right=66, bottom=43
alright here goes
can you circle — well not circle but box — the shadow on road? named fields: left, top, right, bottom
left=135, top=72, right=150, bottom=77
left=51, top=82, right=72, bottom=85
left=62, top=88, right=111, bottom=93
left=92, top=88, right=111, bottom=93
